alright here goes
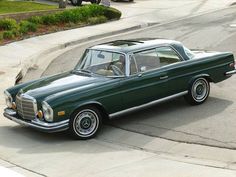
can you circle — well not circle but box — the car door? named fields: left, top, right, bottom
left=155, top=46, right=190, bottom=96
left=119, top=48, right=169, bottom=110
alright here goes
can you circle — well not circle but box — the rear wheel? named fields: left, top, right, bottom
left=69, top=106, right=102, bottom=140
left=184, top=77, right=210, bottom=105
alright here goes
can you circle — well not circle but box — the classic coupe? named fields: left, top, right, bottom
left=3, top=39, right=236, bottom=139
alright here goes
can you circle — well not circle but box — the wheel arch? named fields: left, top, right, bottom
left=188, top=74, right=213, bottom=87
left=71, top=101, right=109, bottom=122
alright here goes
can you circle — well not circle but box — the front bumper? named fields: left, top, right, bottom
left=3, top=108, right=69, bottom=133
left=225, top=69, right=236, bottom=76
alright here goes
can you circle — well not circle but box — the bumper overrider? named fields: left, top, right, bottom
left=3, top=108, right=69, bottom=133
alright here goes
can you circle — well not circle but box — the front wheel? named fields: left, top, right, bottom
left=90, top=0, right=101, bottom=4
left=184, top=77, right=210, bottom=105
left=69, top=107, right=102, bottom=140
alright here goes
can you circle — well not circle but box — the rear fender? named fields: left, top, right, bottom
left=188, top=74, right=212, bottom=88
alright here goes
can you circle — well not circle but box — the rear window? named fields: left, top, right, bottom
left=183, top=46, right=195, bottom=59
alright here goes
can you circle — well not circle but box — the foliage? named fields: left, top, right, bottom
left=103, top=7, right=122, bottom=20
left=41, top=14, right=59, bottom=25
left=3, top=30, right=15, bottom=39
left=19, top=21, right=37, bottom=34
left=88, top=16, right=107, bottom=25
left=0, top=18, right=17, bottom=30
left=28, top=16, right=43, bottom=24
left=0, top=5, right=122, bottom=44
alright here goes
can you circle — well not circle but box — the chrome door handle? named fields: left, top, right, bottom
left=160, top=76, right=168, bottom=80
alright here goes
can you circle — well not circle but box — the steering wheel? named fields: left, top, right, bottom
left=109, top=65, right=124, bottom=76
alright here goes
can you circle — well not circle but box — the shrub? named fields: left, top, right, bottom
left=0, top=18, right=18, bottom=30
left=81, top=5, right=105, bottom=19
left=19, top=21, right=37, bottom=34
left=59, top=11, right=74, bottom=23
left=26, top=5, right=121, bottom=26
left=87, top=4, right=106, bottom=17
left=3, top=30, right=15, bottom=39
left=88, top=16, right=107, bottom=25
left=103, top=7, right=122, bottom=20
left=0, top=32, right=3, bottom=41
left=28, top=16, right=43, bottom=24
left=41, top=14, right=59, bottom=25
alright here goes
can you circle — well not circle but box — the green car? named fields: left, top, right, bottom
left=3, top=39, right=236, bottom=139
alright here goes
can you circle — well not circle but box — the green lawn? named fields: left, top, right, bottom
left=0, top=0, right=57, bottom=14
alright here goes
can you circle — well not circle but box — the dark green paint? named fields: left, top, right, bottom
left=6, top=39, right=235, bottom=123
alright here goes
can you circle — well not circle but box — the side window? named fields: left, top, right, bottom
left=156, top=47, right=181, bottom=67
left=131, top=49, right=160, bottom=73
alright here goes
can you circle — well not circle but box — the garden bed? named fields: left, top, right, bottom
left=0, top=4, right=122, bottom=45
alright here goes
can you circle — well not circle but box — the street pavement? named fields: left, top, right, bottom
left=1, top=0, right=236, bottom=176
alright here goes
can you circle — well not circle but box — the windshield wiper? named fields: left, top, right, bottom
left=74, top=69, right=93, bottom=75
left=79, top=69, right=92, bottom=74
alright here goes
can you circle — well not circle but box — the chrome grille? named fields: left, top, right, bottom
left=16, top=94, right=37, bottom=120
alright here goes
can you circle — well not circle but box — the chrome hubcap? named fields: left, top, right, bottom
left=73, top=109, right=99, bottom=137
left=192, top=79, right=208, bottom=102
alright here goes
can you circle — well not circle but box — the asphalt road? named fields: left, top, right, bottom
left=43, top=6, right=236, bottom=149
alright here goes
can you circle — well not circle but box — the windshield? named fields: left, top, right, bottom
left=75, top=49, right=126, bottom=77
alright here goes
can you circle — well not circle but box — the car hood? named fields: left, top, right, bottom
left=21, top=71, right=110, bottom=101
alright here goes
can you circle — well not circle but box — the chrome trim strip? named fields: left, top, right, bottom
left=109, top=91, right=188, bottom=118
left=225, top=70, right=236, bottom=76
left=3, top=109, right=69, bottom=132
left=127, top=44, right=185, bottom=77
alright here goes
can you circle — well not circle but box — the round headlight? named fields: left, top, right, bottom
left=4, top=90, right=13, bottom=108
left=42, top=101, right=53, bottom=122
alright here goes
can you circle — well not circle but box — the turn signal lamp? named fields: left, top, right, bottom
left=12, top=102, right=16, bottom=110
left=37, top=110, right=43, bottom=119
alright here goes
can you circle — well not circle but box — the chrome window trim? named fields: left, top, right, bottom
left=127, top=45, right=184, bottom=76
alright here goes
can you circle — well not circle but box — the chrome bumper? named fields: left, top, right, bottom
left=3, top=108, right=69, bottom=133
left=225, top=70, right=236, bottom=76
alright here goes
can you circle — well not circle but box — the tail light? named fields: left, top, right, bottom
left=229, top=61, right=235, bottom=68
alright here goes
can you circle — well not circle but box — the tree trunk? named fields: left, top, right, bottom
left=59, top=0, right=67, bottom=8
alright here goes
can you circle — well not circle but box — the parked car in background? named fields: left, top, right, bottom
left=70, top=0, right=101, bottom=6
left=3, top=39, right=236, bottom=140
